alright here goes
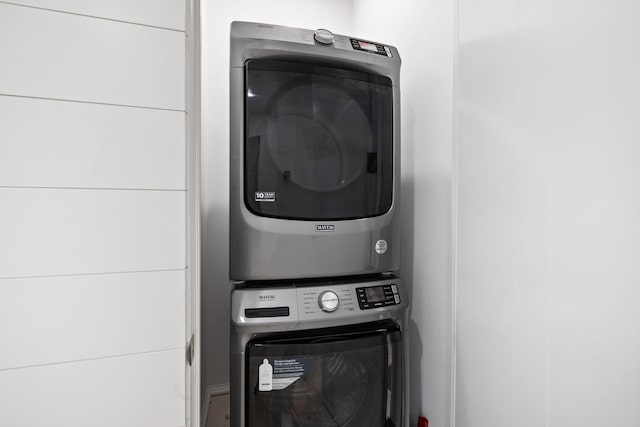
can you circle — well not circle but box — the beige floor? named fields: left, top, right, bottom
left=206, top=393, right=231, bottom=427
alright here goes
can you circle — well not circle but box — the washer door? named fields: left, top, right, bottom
left=245, top=60, right=394, bottom=221
left=245, top=320, right=403, bottom=427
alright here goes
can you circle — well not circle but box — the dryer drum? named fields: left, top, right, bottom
left=263, top=74, right=370, bottom=192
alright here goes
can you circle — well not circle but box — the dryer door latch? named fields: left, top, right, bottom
left=186, top=334, right=195, bottom=366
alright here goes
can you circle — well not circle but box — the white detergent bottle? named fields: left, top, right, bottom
left=258, top=359, right=273, bottom=392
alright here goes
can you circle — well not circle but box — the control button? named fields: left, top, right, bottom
left=318, top=290, right=339, bottom=312
left=391, top=284, right=398, bottom=294
left=314, top=29, right=334, bottom=45
left=394, top=294, right=400, bottom=304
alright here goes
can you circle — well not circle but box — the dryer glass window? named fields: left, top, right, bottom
left=245, top=320, right=403, bottom=427
left=245, top=60, right=394, bottom=220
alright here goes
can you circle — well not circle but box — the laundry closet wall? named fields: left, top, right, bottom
left=352, top=1, right=456, bottom=426
left=200, top=0, right=353, bottom=400
left=454, top=1, right=640, bottom=426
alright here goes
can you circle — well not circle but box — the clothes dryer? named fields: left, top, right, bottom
left=230, top=22, right=402, bottom=281
left=230, top=275, right=409, bottom=427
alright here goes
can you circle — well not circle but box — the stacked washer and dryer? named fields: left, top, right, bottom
left=228, top=21, right=408, bottom=427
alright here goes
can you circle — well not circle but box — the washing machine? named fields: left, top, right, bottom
left=230, top=275, right=409, bottom=427
left=230, top=21, right=402, bottom=281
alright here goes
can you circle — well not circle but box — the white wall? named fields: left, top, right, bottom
left=352, top=1, right=455, bottom=426
left=455, top=1, right=640, bottom=426
left=0, top=2, right=189, bottom=426
left=200, top=0, right=353, bottom=395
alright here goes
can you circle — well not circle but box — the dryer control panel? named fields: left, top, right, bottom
left=356, top=284, right=400, bottom=309
left=230, top=21, right=400, bottom=68
left=350, top=38, right=393, bottom=57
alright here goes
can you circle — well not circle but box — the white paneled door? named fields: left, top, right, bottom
left=0, top=1, right=196, bottom=426
left=0, top=3, right=185, bottom=109
left=0, top=188, right=185, bottom=278
left=0, top=270, right=186, bottom=370
left=0, top=96, right=185, bottom=190
left=3, top=0, right=186, bottom=30
left=0, top=350, right=186, bottom=427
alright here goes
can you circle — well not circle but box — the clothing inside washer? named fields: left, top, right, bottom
left=281, top=352, right=378, bottom=426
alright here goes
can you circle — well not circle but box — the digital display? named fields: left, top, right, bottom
left=365, top=287, right=386, bottom=303
left=358, top=41, right=378, bottom=52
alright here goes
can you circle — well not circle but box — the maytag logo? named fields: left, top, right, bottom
left=316, top=224, right=336, bottom=232
left=259, top=295, right=276, bottom=301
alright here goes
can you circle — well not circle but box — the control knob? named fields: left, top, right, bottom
left=318, top=290, right=339, bottom=312
left=314, top=29, right=334, bottom=45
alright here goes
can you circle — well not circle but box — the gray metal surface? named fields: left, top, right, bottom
left=229, top=21, right=402, bottom=281
left=230, top=276, right=409, bottom=427
left=230, top=21, right=401, bottom=80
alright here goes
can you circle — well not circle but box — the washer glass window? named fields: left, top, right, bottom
left=245, top=320, right=403, bottom=426
left=245, top=60, right=394, bottom=220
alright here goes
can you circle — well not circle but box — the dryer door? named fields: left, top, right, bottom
left=245, top=60, right=394, bottom=221
left=245, top=320, right=403, bottom=427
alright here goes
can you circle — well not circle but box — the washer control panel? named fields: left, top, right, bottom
left=356, top=284, right=400, bottom=310
left=350, top=38, right=393, bottom=57
left=233, top=278, right=406, bottom=326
